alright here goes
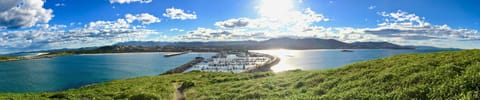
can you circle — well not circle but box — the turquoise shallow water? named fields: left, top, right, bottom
left=0, top=52, right=215, bottom=92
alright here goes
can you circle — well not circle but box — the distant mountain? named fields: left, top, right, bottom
left=4, top=38, right=435, bottom=55
left=3, top=38, right=417, bottom=55
left=116, top=38, right=413, bottom=49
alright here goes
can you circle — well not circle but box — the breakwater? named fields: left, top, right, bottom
left=161, top=57, right=205, bottom=75
left=164, top=52, right=189, bottom=57
left=243, top=53, right=280, bottom=73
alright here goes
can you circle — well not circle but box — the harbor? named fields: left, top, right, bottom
left=186, top=51, right=279, bottom=73
left=161, top=50, right=280, bottom=74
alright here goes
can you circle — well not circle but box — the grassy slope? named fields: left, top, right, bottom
left=1, top=50, right=480, bottom=99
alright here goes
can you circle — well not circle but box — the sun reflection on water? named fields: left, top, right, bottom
left=251, top=49, right=301, bottom=72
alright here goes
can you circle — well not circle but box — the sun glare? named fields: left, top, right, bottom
left=258, top=0, right=296, bottom=18
left=253, top=49, right=301, bottom=72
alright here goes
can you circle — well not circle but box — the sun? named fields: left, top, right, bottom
left=257, top=0, right=296, bottom=18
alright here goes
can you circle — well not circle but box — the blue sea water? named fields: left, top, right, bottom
left=0, top=49, right=452, bottom=92
left=251, top=49, right=452, bottom=72
left=0, top=52, right=215, bottom=92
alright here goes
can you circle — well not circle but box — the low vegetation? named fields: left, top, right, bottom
left=0, top=56, right=21, bottom=62
left=39, top=52, right=75, bottom=57
left=1, top=50, right=480, bottom=99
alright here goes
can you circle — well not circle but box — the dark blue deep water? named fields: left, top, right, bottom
left=0, top=52, right=215, bottom=92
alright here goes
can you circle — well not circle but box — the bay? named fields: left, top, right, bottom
left=0, top=52, right=215, bottom=92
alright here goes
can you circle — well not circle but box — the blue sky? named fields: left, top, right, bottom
left=0, top=0, right=479, bottom=53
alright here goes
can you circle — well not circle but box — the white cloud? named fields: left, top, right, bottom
left=180, top=7, right=480, bottom=48
left=55, top=3, right=65, bottom=7
left=87, top=19, right=130, bottom=29
left=178, top=28, right=269, bottom=41
left=364, top=10, right=480, bottom=41
left=109, top=0, right=152, bottom=4
left=0, top=0, right=53, bottom=29
left=378, top=10, right=430, bottom=28
left=0, top=17, right=159, bottom=53
left=0, top=0, right=21, bottom=12
left=163, top=7, right=197, bottom=20
left=180, top=1, right=330, bottom=41
left=368, top=5, right=376, bottom=10
left=213, top=7, right=328, bottom=32
left=215, top=18, right=252, bottom=28
left=125, top=13, right=161, bottom=24
left=170, top=28, right=184, bottom=32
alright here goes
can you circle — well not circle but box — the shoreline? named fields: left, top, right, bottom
left=0, top=49, right=463, bottom=95
left=0, top=52, right=74, bottom=63
left=0, top=51, right=218, bottom=63
left=1, top=48, right=430, bottom=63
left=243, top=53, right=281, bottom=73
left=163, top=51, right=281, bottom=74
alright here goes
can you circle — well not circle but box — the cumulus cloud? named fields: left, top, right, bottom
left=179, top=5, right=330, bottom=41
left=215, top=18, right=251, bottom=28
left=178, top=28, right=269, bottom=41
left=0, top=17, right=159, bottom=53
left=213, top=8, right=328, bottom=31
left=109, top=0, right=152, bottom=4
left=0, top=0, right=21, bottom=12
left=0, top=0, right=53, bottom=29
left=162, top=7, right=197, bottom=20
left=125, top=13, right=161, bottom=24
left=363, top=10, right=480, bottom=41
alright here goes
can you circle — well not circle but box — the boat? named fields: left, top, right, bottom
left=341, top=50, right=354, bottom=52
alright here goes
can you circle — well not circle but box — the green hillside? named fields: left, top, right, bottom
left=1, top=50, right=480, bottom=99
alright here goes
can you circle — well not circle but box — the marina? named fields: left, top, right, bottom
left=185, top=51, right=278, bottom=73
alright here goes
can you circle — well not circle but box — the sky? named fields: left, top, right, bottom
left=0, top=0, right=479, bottom=54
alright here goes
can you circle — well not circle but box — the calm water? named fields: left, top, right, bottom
left=0, top=52, right=215, bottom=92
left=251, top=49, right=450, bottom=72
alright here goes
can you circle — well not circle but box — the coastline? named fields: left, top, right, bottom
left=0, top=50, right=477, bottom=99
left=0, top=52, right=74, bottom=63
left=243, top=53, right=280, bottom=73
left=0, top=51, right=217, bottom=63
left=161, top=57, right=205, bottom=75
left=161, top=52, right=281, bottom=75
